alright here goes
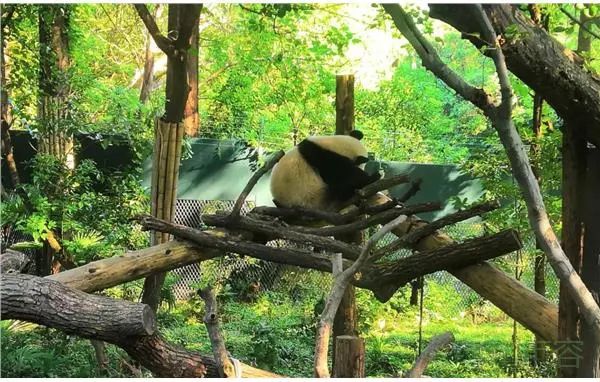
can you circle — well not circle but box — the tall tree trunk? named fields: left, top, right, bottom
left=332, top=74, right=358, bottom=371
left=558, top=9, right=591, bottom=375
left=183, top=24, right=199, bottom=137
left=579, top=147, right=600, bottom=377
left=135, top=4, right=202, bottom=311
left=1, top=5, right=20, bottom=188
left=37, top=4, right=72, bottom=276
left=383, top=3, right=600, bottom=354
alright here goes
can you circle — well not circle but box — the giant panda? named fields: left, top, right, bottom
left=270, top=130, right=381, bottom=212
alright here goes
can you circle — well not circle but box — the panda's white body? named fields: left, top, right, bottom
left=270, top=134, right=376, bottom=212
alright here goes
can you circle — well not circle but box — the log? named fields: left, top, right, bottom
left=1, top=249, right=31, bottom=273
left=333, top=336, right=365, bottom=378
left=1, top=274, right=156, bottom=341
left=358, top=229, right=523, bottom=301
left=118, top=333, right=279, bottom=378
left=405, top=332, right=454, bottom=377
left=48, top=240, right=221, bottom=293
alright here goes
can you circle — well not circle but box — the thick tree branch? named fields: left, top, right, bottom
left=382, top=4, right=492, bottom=112
left=174, top=5, right=203, bottom=50
left=428, top=4, right=600, bottom=146
left=199, top=288, right=237, bottom=378
left=405, top=332, right=454, bottom=377
left=133, top=4, right=175, bottom=56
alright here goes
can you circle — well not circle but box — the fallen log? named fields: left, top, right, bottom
left=2, top=273, right=280, bottom=378
left=1, top=274, right=156, bottom=341
left=118, top=334, right=278, bottom=378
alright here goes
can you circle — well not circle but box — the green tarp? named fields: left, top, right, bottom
left=143, top=138, right=484, bottom=220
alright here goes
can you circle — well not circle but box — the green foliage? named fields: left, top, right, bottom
left=0, top=323, right=145, bottom=378
left=2, top=155, right=149, bottom=263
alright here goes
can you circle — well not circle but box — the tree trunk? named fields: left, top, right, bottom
left=558, top=10, right=592, bottom=375
left=136, top=4, right=201, bottom=311
left=139, top=20, right=155, bottom=103
left=1, top=7, right=20, bottom=188
left=335, top=74, right=354, bottom=135
left=1, top=274, right=157, bottom=341
left=428, top=4, right=600, bottom=148
left=38, top=4, right=73, bottom=161
left=385, top=2, right=600, bottom=346
left=558, top=118, right=586, bottom=378
left=141, top=119, right=184, bottom=311
left=183, top=23, right=199, bottom=137
left=579, top=147, right=600, bottom=377
left=332, top=74, right=359, bottom=370
left=333, top=336, right=365, bottom=378
left=2, top=273, right=280, bottom=378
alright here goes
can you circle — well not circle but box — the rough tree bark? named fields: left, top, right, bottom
left=383, top=3, right=600, bottom=344
left=1, top=274, right=279, bottom=377
left=1, top=274, right=157, bottom=341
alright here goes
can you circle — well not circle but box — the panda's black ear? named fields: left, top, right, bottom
left=349, top=130, right=364, bottom=140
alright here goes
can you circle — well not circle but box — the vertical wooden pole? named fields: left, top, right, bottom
left=333, top=74, right=359, bottom=372
left=333, top=335, right=365, bottom=377
left=142, top=119, right=184, bottom=311
left=336, top=74, right=354, bottom=136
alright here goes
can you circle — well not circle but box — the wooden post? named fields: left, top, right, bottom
left=142, top=118, right=185, bottom=311
left=333, top=73, right=360, bottom=371
left=333, top=335, right=365, bottom=377
left=336, top=74, right=354, bottom=135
